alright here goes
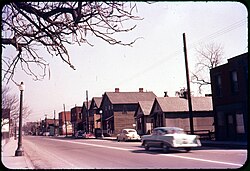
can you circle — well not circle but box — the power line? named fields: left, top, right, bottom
left=116, top=19, right=247, bottom=86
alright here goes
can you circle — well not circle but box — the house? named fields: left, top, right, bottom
left=58, top=111, right=72, bottom=136
left=149, top=96, right=214, bottom=136
left=210, top=52, right=248, bottom=141
left=134, top=100, right=154, bottom=135
left=71, top=106, right=83, bottom=136
left=81, top=100, right=91, bottom=133
left=41, top=118, right=60, bottom=136
left=89, top=97, right=103, bottom=134
left=100, top=88, right=157, bottom=136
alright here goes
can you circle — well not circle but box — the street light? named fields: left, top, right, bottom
left=99, top=110, right=104, bottom=138
left=15, top=82, right=25, bottom=156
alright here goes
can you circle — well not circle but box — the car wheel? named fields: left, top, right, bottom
left=185, top=147, right=191, bottom=152
left=144, top=142, right=150, bottom=151
left=162, top=144, right=170, bottom=153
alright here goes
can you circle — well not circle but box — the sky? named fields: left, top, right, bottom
left=2, top=2, right=248, bottom=123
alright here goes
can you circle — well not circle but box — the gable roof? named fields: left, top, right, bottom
left=105, top=91, right=157, bottom=104
left=138, top=100, right=154, bottom=116
left=92, top=97, right=102, bottom=108
left=155, top=97, right=213, bottom=112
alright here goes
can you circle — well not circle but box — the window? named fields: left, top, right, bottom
left=236, top=113, right=245, bottom=133
left=230, top=71, right=239, bottom=93
left=215, top=74, right=222, bottom=97
left=79, top=113, right=81, bottom=119
left=122, top=105, right=127, bottom=114
left=217, top=112, right=225, bottom=126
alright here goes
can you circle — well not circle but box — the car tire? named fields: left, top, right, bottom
left=162, top=144, right=170, bottom=153
left=185, top=147, right=191, bottom=152
left=144, top=142, right=150, bottom=151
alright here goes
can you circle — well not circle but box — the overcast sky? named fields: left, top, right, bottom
left=2, top=2, right=248, bottom=122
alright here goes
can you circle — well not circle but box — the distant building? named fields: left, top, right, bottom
left=58, top=111, right=72, bottom=136
left=210, top=52, right=248, bottom=141
left=71, top=106, right=83, bottom=136
left=134, top=100, right=154, bottom=135
left=149, top=96, right=214, bottom=134
left=89, top=97, right=103, bottom=134
left=100, top=88, right=157, bottom=136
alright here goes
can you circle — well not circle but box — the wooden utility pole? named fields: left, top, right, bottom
left=63, top=104, right=68, bottom=137
left=86, top=90, right=89, bottom=134
left=54, top=110, right=56, bottom=136
left=183, top=33, right=194, bottom=135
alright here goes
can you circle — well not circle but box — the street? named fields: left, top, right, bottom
left=22, top=136, right=247, bottom=169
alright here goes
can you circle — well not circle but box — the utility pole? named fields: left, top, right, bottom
left=54, top=110, right=56, bottom=136
left=183, top=33, right=194, bottom=135
left=86, top=90, right=89, bottom=134
left=63, top=104, right=68, bottom=137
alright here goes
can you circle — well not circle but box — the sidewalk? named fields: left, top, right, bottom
left=1, top=137, right=34, bottom=169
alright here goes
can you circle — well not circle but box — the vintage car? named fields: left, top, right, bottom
left=141, top=127, right=201, bottom=152
left=117, top=129, right=141, bottom=142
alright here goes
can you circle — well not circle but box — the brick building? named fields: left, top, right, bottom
left=210, top=52, right=248, bottom=141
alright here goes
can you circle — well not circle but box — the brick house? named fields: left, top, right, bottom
left=99, top=88, right=157, bottom=136
left=58, top=111, right=72, bottom=135
left=71, top=106, right=83, bottom=136
left=134, top=100, right=154, bottom=135
left=149, top=96, right=214, bottom=135
left=210, top=52, right=248, bottom=141
left=89, top=97, right=103, bottom=133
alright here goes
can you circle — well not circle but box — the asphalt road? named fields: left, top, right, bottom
left=23, top=136, right=247, bottom=169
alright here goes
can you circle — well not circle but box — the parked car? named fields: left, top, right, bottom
left=117, top=129, right=141, bottom=142
left=141, top=127, right=201, bottom=152
left=75, top=130, right=84, bottom=139
left=83, top=132, right=96, bottom=139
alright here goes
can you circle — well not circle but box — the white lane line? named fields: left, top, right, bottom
left=160, top=154, right=243, bottom=167
left=49, top=139, right=134, bottom=151
left=48, top=139, right=243, bottom=167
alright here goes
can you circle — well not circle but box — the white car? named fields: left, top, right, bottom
left=117, top=129, right=141, bottom=142
left=141, top=127, right=201, bottom=152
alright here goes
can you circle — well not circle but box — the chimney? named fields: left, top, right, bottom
left=115, top=88, right=119, bottom=92
left=164, top=91, right=168, bottom=97
left=139, top=88, right=143, bottom=92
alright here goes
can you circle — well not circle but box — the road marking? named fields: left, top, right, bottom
left=160, top=154, right=243, bottom=167
left=49, top=138, right=243, bottom=167
left=49, top=139, right=134, bottom=151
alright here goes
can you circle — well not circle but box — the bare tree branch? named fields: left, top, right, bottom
left=2, top=2, right=142, bottom=84
left=191, top=43, right=224, bottom=94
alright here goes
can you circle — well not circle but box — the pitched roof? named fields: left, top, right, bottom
left=92, top=97, right=102, bottom=108
left=138, top=100, right=154, bottom=115
left=105, top=91, right=156, bottom=104
left=155, top=97, right=213, bottom=112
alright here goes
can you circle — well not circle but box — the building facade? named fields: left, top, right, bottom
left=210, top=52, right=248, bottom=141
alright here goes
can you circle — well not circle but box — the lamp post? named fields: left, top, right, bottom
left=15, top=82, right=25, bottom=156
left=99, top=110, right=104, bottom=138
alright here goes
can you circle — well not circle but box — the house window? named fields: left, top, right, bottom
left=217, top=112, right=225, bottom=126
left=79, top=113, right=81, bottom=119
left=230, top=71, right=239, bottom=93
left=236, top=113, right=245, bottom=133
left=122, top=105, right=127, bottom=114
left=215, top=74, right=222, bottom=97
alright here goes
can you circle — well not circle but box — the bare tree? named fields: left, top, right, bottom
left=1, top=2, right=142, bottom=84
left=1, top=85, right=32, bottom=128
left=191, top=43, right=224, bottom=94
